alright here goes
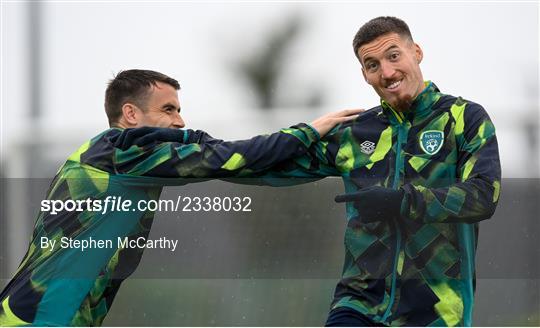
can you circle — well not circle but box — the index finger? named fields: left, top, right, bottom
left=340, top=108, right=365, bottom=116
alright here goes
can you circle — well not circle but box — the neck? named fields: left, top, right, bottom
left=112, top=118, right=134, bottom=129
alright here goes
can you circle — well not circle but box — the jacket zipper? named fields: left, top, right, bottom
left=382, top=109, right=406, bottom=322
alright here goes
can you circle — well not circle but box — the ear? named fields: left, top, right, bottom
left=414, top=43, right=423, bottom=64
left=356, top=53, right=369, bottom=83
left=361, top=67, right=369, bottom=84
left=121, top=103, right=139, bottom=126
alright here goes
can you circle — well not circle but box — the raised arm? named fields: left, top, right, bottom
left=108, top=109, right=362, bottom=182
left=335, top=101, right=501, bottom=224
left=107, top=124, right=320, bottom=179
left=400, top=102, right=501, bottom=224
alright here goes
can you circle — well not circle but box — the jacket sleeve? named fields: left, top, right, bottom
left=112, top=124, right=320, bottom=179
left=264, top=126, right=342, bottom=177
left=183, top=129, right=225, bottom=145
left=240, top=124, right=343, bottom=188
left=190, top=124, right=343, bottom=182
left=400, top=102, right=501, bottom=224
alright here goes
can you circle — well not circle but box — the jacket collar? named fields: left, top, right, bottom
left=381, top=81, right=442, bottom=125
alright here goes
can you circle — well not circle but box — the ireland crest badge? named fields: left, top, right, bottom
left=419, top=130, right=444, bottom=155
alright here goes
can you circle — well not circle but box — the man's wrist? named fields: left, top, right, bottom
left=302, top=123, right=322, bottom=142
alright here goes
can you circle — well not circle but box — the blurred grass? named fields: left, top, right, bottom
left=103, top=279, right=336, bottom=326
left=105, top=278, right=540, bottom=326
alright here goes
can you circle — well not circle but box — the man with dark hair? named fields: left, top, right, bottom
left=280, top=16, right=500, bottom=326
left=0, top=69, right=360, bottom=326
left=173, top=17, right=500, bottom=326
left=352, top=16, right=414, bottom=60
left=104, top=69, right=182, bottom=126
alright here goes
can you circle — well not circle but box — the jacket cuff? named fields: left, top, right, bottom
left=288, top=123, right=321, bottom=147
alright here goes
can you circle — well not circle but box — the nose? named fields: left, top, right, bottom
left=380, top=61, right=396, bottom=79
left=172, top=112, right=185, bottom=128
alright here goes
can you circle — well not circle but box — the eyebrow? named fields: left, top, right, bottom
left=362, top=44, right=400, bottom=64
left=162, top=103, right=181, bottom=112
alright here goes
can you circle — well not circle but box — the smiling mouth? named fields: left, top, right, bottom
left=385, top=79, right=403, bottom=90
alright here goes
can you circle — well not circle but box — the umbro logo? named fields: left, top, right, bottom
left=360, top=140, right=375, bottom=155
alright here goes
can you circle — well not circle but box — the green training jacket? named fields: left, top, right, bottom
left=0, top=124, right=319, bottom=326
left=267, top=81, right=501, bottom=326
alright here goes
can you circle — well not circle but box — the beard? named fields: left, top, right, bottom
left=391, top=93, right=415, bottom=112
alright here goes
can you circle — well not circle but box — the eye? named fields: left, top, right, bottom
left=389, top=52, right=400, bottom=61
left=365, top=61, right=378, bottom=73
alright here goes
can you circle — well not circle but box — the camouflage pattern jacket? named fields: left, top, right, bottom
left=270, top=82, right=501, bottom=326
left=0, top=124, right=319, bottom=326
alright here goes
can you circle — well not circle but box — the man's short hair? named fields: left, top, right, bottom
left=352, top=16, right=413, bottom=60
left=105, top=69, right=180, bottom=126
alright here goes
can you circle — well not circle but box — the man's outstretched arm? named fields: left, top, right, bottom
left=103, top=109, right=361, bottom=180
